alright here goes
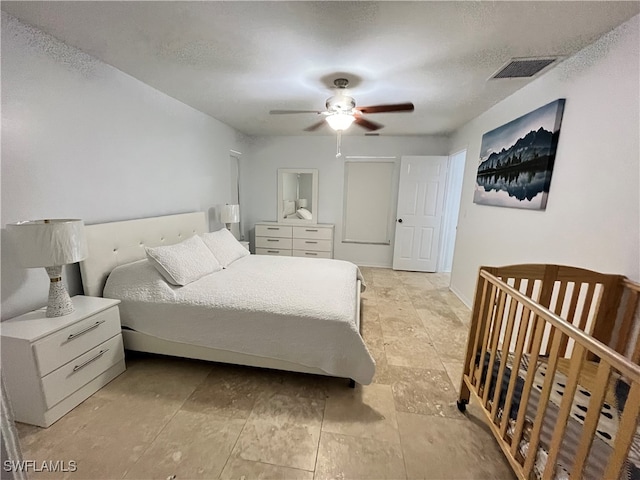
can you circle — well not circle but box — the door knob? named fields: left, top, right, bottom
left=397, top=218, right=403, bottom=223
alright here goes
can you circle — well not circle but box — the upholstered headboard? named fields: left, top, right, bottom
left=80, top=212, right=207, bottom=297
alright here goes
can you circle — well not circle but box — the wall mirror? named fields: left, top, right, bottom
left=277, top=168, right=319, bottom=224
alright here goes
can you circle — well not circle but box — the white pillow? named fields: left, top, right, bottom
left=145, top=235, right=222, bottom=286
left=296, top=207, right=312, bottom=220
left=201, top=228, right=250, bottom=268
left=283, top=200, right=296, bottom=216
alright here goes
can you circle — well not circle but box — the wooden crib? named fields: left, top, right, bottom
left=457, top=264, right=640, bottom=480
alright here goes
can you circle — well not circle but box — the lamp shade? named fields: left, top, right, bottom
left=7, top=219, right=88, bottom=268
left=326, top=113, right=355, bottom=131
left=220, top=204, right=240, bottom=224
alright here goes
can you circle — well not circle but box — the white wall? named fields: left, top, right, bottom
left=242, top=135, right=450, bottom=267
left=1, top=13, right=248, bottom=319
left=449, top=15, right=640, bottom=306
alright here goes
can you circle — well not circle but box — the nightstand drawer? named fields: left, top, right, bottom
left=293, top=250, right=332, bottom=259
left=292, top=238, right=332, bottom=252
left=293, top=226, right=333, bottom=240
left=255, top=237, right=293, bottom=249
left=255, top=248, right=292, bottom=256
left=33, top=306, right=121, bottom=376
left=255, top=225, right=292, bottom=238
left=41, top=334, right=124, bottom=409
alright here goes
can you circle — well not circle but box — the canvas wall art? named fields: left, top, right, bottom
left=474, top=99, right=565, bottom=210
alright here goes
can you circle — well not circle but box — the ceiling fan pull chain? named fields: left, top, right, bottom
left=336, top=130, right=342, bottom=158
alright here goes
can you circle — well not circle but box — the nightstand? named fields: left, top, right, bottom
left=1, top=296, right=126, bottom=427
left=240, top=241, right=250, bottom=251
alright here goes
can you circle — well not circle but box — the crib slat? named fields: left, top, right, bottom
left=577, top=282, right=596, bottom=332
left=565, top=281, right=582, bottom=327
left=616, top=289, right=639, bottom=354
left=524, top=280, right=538, bottom=353
left=499, top=299, right=531, bottom=439
left=542, top=343, right=587, bottom=480
left=490, top=288, right=519, bottom=423
left=482, top=290, right=507, bottom=407
left=602, top=382, right=640, bottom=479
left=633, top=337, right=640, bottom=365
left=468, top=279, right=491, bottom=384
left=523, top=328, right=564, bottom=477
left=571, top=360, right=611, bottom=479
left=475, top=284, right=498, bottom=389
left=552, top=281, right=571, bottom=355
left=510, top=315, right=547, bottom=458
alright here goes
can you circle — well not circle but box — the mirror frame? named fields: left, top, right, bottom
left=277, top=168, right=319, bottom=224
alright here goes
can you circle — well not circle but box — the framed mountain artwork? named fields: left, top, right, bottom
left=473, top=99, right=565, bottom=210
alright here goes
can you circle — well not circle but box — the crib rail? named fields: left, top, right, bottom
left=459, top=267, right=640, bottom=480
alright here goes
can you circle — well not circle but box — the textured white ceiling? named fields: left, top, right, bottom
left=2, top=1, right=638, bottom=136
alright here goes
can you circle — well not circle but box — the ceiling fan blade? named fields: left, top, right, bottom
left=357, top=103, right=415, bottom=114
left=354, top=117, right=383, bottom=131
left=304, top=119, right=327, bottom=132
left=270, top=110, right=322, bottom=115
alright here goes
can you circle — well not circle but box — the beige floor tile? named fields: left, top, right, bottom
left=220, top=457, right=314, bottom=480
left=383, top=332, right=444, bottom=370
left=366, top=335, right=393, bottom=385
left=322, top=383, right=400, bottom=444
left=93, top=352, right=212, bottom=404
left=231, top=420, right=321, bottom=471
left=124, top=410, right=245, bottom=479
left=388, top=366, right=460, bottom=418
left=231, top=394, right=324, bottom=471
left=181, top=363, right=277, bottom=419
left=375, top=286, right=411, bottom=303
left=314, top=431, right=406, bottom=480
left=428, top=326, right=470, bottom=363
left=397, top=411, right=515, bottom=480
left=443, top=361, right=466, bottom=394
left=379, top=311, right=425, bottom=338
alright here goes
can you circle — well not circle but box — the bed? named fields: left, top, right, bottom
left=79, top=212, right=375, bottom=385
left=458, top=264, right=640, bottom=480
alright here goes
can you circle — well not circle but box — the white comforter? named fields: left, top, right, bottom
left=103, top=255, right=375, bottom=384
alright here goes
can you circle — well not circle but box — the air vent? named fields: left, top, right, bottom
left=364, top=133, right=380, bottom=136
left=491, top=57, right=559, bottom=79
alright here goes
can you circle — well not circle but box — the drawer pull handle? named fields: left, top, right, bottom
left=305, top=229, right=318, bottom=232
left=72, top=349, right=108, bottom=373
left=267, top=227, right=279, bottom=230
left=305, top=241, right=318, bottom=244
left=306, top=252, right=318, bottom=256
left=67, top=320, right=105, bottom=341
left=267, top=239, right=279, bottom=242
left=267, top=250, right=279, bottom=254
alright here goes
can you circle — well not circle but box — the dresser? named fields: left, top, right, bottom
left=1, top=296, right=126, bottom=427
left=255, top=222, right=334, bottom=258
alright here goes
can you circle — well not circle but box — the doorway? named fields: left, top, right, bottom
left=392, top=151, right=466, bottom=272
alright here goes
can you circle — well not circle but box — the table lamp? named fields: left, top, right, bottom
left=221, top=204, right=240, bottom=231
left=7, top=219, right=88, bottom=317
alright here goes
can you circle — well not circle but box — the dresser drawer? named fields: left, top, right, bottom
left=293, top=250, right=332, bottom=259
left=41, top=334, right=124, bottom=409
left=256, top=248, right=292, bottom=256
left=255, top=237, right=293, bottom=249
left=256, top=225, right=293, bottom=238
left=292, top=238, right=332, bottom=252
left=293, top=226, right=333, bottom=240
left=33, top=306, right=122, bottom=377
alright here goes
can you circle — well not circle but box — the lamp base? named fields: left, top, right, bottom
left=44, top=266, right=74, bottom=317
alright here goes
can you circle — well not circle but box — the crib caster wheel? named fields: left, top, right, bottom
left=348, top=379, right=356, bottom=388
left=456, top=399, right=468, bottom=412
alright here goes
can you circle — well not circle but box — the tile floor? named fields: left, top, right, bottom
left=16, top=268, right=515, bottom=480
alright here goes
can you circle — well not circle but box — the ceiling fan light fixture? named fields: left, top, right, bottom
left=326, top=113, right=355, bottom=131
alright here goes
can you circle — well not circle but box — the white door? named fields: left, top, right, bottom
left=392, top=155, right=448, bottom=272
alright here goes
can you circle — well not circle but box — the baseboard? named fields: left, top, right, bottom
left=449, top=284, right=472, bottom=309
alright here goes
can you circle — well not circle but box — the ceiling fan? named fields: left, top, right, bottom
left=269, top=78, right=415, bottom=133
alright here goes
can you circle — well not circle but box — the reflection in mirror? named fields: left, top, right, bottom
left=277, top=168, right=318, bottom=224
